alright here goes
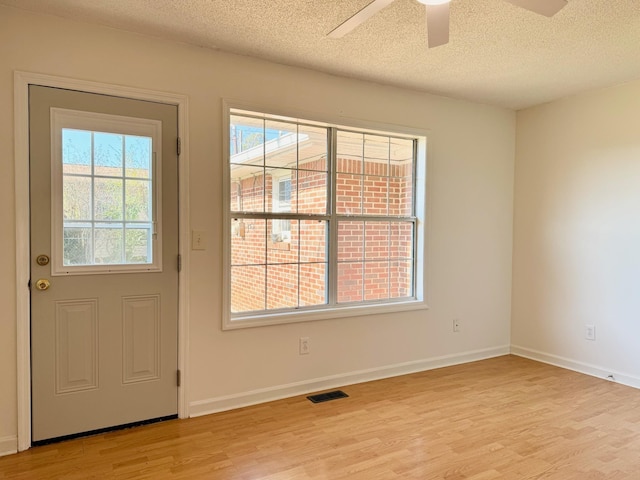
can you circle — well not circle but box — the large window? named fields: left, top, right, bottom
left=225, top=108, right=427, bottom=328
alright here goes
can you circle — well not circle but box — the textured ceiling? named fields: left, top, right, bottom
left=3, top=0, right=640, bottom=109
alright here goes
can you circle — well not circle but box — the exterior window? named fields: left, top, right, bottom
left=225, top=109, right=426, bottom=327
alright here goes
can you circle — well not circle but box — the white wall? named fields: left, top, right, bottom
left=0, top=6, right=514, bottom=452
left=512, top=80, right=640, bottom=385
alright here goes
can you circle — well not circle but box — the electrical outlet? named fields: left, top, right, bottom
left=453, top=319, right=460, bottom=333
left=299, top=337, right=310, bottom=355
left=585, top=324, right=596, bottom=341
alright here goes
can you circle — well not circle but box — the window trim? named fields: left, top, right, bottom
left=50, top=108, right=163, bottom=276
left=222, top=101, right=429, bottom=330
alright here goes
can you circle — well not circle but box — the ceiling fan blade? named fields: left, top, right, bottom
left=426, top=3, right=450, bottom=48
left=505, top=0, right=568, bottom=17
left=328, top=0, right=396, bottom=38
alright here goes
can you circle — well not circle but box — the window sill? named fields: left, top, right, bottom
left=223, top=299, right=429, bottom=330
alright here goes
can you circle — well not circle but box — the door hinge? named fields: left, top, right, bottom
left=177, top=369, right=182, bottom=387
left=177, top=137, right=181, bottom=156
left=177, top=254, right=182, bottom=272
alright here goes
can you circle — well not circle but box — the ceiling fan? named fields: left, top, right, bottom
left=328, top=0, right=568, bottom=48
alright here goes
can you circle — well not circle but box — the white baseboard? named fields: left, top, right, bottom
left=190, top=345, right=510, bottom=417
left=510, top=345, right=640, bottom=390
left=0, top=435, right=17, bottom=457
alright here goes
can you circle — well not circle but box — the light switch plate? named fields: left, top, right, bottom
left=192, top=230, right=206, bottom=250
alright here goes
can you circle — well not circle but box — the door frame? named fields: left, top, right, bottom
left=14, top=71, right=191, bottom=452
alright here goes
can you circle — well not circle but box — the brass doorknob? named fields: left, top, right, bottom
left=35, top=279, right=51, bottom=291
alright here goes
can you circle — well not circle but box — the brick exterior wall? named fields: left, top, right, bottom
left=230, top=142, right=414, bottom=314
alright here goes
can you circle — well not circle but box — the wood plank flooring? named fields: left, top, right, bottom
left=3, top=355, right=640, bottom=479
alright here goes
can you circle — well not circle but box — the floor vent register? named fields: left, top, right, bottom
left=307, top=390, right=349, bottom=403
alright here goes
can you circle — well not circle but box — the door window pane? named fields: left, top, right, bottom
left=125, top=136, right=151, bottom=178
left=60, top=127, right=155, bottom=268
left=63, top=227, right=92, bottom=265
left=94, top=178, right=123, bottom=221
left=63, top=176, right=92, bottom=221
left=62, top=129, right=91, bottom=175
left=94, top=225, right=123, bottom=264
left=125, top=179, right=151, bottom=221
left=125, top=227, right=152, bottom=263
left=94, top=132, right=123, bottom=176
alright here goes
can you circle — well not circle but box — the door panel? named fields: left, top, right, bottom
left=30, top=85, right=179, bottom=442
left=54, top=299, right=98, bottom=394
left=122, top=295, right=161, bottom=384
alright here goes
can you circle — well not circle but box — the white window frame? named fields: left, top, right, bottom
left=50, top=108, right=163, bottom=276
left=222, top=103, right=429, bottom=330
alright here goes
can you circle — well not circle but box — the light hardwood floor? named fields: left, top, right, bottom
left=2, top=355, right=640, bottom=479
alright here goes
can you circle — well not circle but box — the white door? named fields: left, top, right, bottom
left=29, top=85, right=179, bottom=443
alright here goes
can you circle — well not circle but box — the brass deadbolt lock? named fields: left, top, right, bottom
left=36, top=255, right=50, bottom=266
